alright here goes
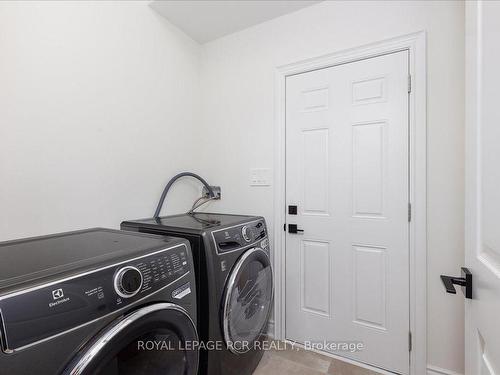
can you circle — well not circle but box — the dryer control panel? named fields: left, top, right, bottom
left=212, top=219, right=267, bottom=254
left=0, top=244, right=191, bottom=353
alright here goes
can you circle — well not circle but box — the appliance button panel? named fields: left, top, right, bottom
left=136, top=248, right=189, bottom=293
left=214, top=220, right=267, bottom=253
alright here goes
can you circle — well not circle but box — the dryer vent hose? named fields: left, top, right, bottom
left=153, top=172, right=216, bottom=219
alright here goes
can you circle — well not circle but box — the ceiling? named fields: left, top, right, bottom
left=150, top=0, right=322, bottom=44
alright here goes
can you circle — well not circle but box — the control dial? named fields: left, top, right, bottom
left=114, top=266, right=143, bottom=298
left=242, top=226, right=252, bottom=242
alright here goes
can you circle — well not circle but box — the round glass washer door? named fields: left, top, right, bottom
left=222, top=248, right=273, bottom=354
left=63, top=303, right=199, bottom=375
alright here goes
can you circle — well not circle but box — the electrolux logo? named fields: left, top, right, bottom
left=49, top=288, right=70, bottom=308
left=52, top=288, right=64, bottom=300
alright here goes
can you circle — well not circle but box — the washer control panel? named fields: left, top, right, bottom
left=0, top=243, right=190, bottom=352
left=136, top=248, right=189, bottom=293
left=213, top=219, right=267, bottom=254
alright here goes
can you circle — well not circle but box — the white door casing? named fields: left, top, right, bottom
left=465, top=2, right=500, bottom=374
left=285, top=51, right=409, bottom=374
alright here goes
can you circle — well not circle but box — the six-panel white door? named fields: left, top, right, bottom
left=285, top=51, right=410, bottom=374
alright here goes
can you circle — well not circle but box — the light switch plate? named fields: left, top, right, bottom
left=250, top=168, right=271, bottom=186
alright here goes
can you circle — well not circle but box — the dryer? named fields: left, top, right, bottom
left=121, top=213, right=274, bottom=375
left=0, top=228, right=198, bottom=375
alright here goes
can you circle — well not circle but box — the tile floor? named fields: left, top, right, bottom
left=253, top=341, right=379, bottom=375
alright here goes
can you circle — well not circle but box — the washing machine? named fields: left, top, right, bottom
left=121, top=213, right=274, bottom=375
left=0, top=228, right=199, bottom=375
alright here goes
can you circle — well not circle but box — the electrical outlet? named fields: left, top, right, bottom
left=202, top=185, right=221, bottom=199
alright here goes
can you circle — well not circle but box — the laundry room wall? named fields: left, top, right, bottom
left=0, top=1, right=203, bottom=240
left=197, top=1, right=465, bottom=374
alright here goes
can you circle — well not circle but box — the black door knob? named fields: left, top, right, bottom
left=440, top=267, right=472, bottom=299
left=288, top=224, right=304, bottom=234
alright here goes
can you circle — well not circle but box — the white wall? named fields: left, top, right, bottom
left=0, top=1, right=202, bottom=240
left=198, top=1, right=465, bottom=374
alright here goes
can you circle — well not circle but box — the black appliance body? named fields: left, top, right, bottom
left=0, top=228, right=198, bottom=375
left=121, top=213, right=273, bottom=375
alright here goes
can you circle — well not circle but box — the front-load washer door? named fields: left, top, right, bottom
left=222, top=248, right=273, bottom=354
left=63, top=303, right=198, bottom=375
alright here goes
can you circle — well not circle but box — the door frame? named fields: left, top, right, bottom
left=272, top=31, right=427, bottom=375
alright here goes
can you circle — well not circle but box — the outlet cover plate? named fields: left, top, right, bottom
left=202, top=185, right=221, bottom=199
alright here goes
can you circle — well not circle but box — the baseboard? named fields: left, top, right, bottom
left=427, top=365, right=464, bottom=375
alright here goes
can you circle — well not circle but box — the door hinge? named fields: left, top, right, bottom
left=408, top=74, right=412, bottom=93
left=408, top=203, right=412, bottom=222
left=408, top=331, right=412, bottom=352
left=284, top=223, right=286, bottom=232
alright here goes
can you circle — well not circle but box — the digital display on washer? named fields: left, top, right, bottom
left=0, top=244, right=190, bottom=352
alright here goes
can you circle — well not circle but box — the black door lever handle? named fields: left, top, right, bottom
left=288, top=224, right=304, bottom=234
left=440, top=267, right=472, bottom=299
